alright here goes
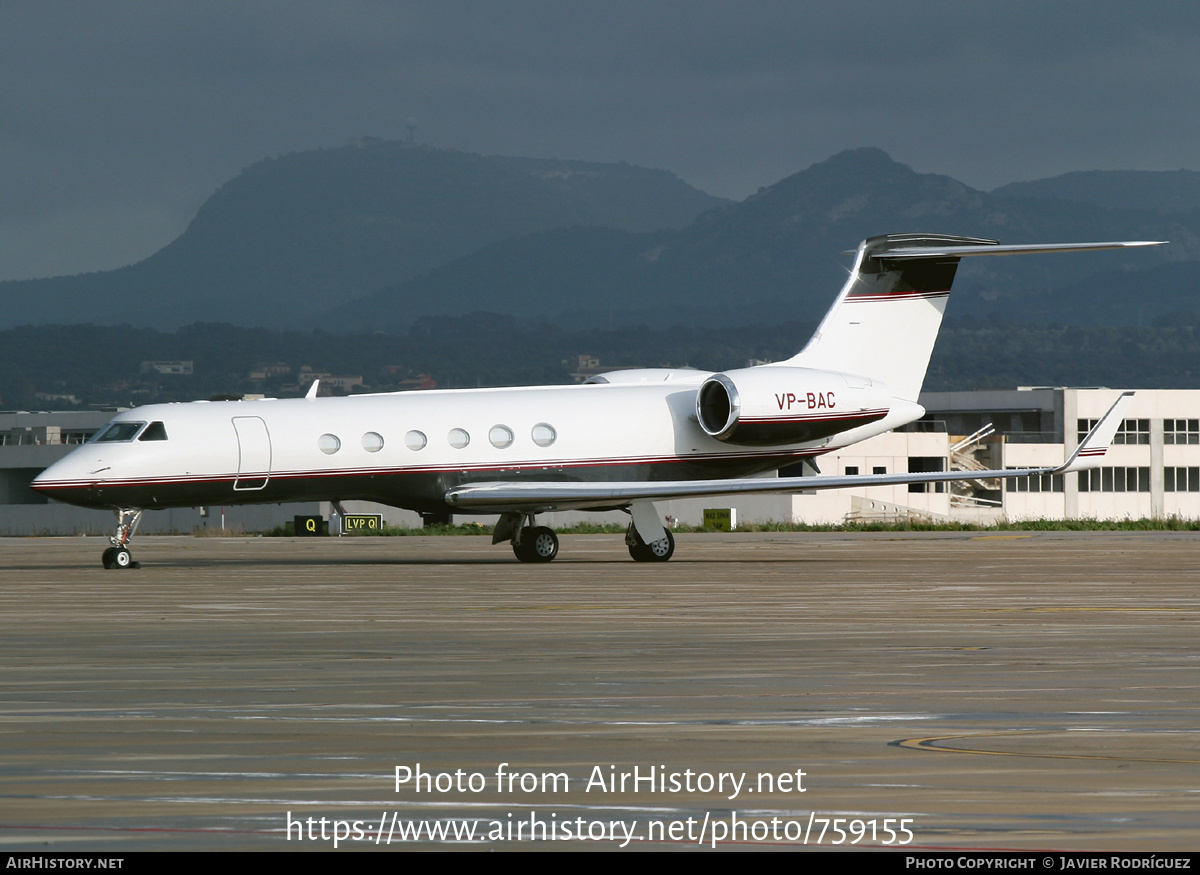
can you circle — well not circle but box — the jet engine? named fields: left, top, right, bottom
left=695, top=366, right=891, bottom=446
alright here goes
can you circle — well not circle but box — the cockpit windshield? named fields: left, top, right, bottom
left=93, top=422, right=146, bottom=443
left=139, top=421, right=168, bottom=441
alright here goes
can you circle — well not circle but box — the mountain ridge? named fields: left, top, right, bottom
left=327, top=148, right=1192, bottom=331
left=0, top=141, right=724, bottom=330
left=2, top=143, right=1196, bottom=333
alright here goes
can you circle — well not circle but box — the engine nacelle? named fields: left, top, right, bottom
left=696, top=366, right=891, bottom=446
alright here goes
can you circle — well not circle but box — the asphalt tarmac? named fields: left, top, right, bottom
left=1, top=530, right=1198, bottom=852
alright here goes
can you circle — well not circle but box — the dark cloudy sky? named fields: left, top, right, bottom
left=1, top=1, right=1197, bottom=282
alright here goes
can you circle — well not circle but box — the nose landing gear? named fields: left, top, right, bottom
left=102, top=508, right=143, bottom=569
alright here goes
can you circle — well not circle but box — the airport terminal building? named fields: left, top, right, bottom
left=2, top=387, right=1198, bottom=535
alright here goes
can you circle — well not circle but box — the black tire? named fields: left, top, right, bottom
left=512, top=538, right=532, bottom=562
left=628, top=528, right=674, bottom=562
left=513, top=526, right=559, bottom=563
left=112, top=547, right=133, bottom=569
left=101, top=547, right=116, bottom=569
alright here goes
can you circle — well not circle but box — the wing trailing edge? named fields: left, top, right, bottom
left=444, top=393, right=1135, bottom=514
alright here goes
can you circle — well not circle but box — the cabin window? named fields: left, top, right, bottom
left=489, top=425, right=514, bottom=449
left=94, top=422, right=145, bottom=443
left=318, top=433, right=341, bottom=454
left=405, top=430, right=427, bottom=451
left=362, top=432, right=384, bottom=452
left=448, top=428, right=470, bottom=449
left=139, top=421, right=168, bottom=441
left=531, top=423, right=557, bottom=447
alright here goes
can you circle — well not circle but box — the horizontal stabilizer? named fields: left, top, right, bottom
left=871, top=240, right=1166, bottom=260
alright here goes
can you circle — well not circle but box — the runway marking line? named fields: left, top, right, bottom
left=957, top=607, right=1181, bottom=613
left=893, top=731, right=1200, bottom=763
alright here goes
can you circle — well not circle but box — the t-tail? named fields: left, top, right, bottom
left=783, top=234, right=1166, bottom=401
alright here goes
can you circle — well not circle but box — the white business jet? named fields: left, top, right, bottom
left=32, top=233, right=1162, bottom=568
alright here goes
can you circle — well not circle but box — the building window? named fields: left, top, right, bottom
left=844, top=466, right=859, bottom=475
left=1165, top=467, right=1200, bottom=492
left=1078, top=467, right=1150, bottom=493
left=1006, top=471, right=1064, bottom=493
left=1117, top=419, right=1150, bottom=445
left=908, top=456, right=945, bottom=493
left=873, top=466, right=887, bottom=474
left=1164, top=419, right=1199, bottom=445
left=1080, top=418, right=1149, bottom=445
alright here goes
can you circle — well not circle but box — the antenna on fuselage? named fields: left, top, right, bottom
left=305, top=380, right=320, bottom=400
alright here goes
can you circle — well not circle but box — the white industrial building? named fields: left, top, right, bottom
left=3, top=388, right=1198, bottom=535
left=687, top=387, right=1200, bottom=526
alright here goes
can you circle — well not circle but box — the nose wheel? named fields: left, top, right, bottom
left=102, top=508, right=143, bottom=569
left=101, top=546, right=138, bottom=569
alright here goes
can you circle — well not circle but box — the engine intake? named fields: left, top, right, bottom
left=695, top=367, right=890, bottom=446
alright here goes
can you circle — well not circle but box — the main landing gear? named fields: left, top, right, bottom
left=101, top=508, right=143, bottom=569
left=513, top=525, right=559, bottom=563
left=493, top=510, right=675, bottom=562
left=626, top=525, right=675, bottom=562
left=494, top=512, right=560, bottom=563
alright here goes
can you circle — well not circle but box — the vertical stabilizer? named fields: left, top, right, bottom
left=783, top=235, right=1164, bottom=402
left=783, top=233, right=993, bottom=402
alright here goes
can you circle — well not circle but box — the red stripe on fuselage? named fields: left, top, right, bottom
left=30, top=446, right=825, bottom=495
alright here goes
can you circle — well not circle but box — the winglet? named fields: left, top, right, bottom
left=1054, top=391, right=1136, bottom=474
left=305, top=379, right=320, bottom=400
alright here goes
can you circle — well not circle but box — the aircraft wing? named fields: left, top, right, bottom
left=446, top=393, right=1135, bottom=513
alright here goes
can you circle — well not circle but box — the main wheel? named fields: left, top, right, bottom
left=112, top=547, right=133, bottom=568
left=628, top=528, right=674, bottom=562
left=513, top=526, right=559, bottom=563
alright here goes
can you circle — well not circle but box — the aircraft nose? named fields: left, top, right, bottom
left=30, top=452, right=106, bottom=507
